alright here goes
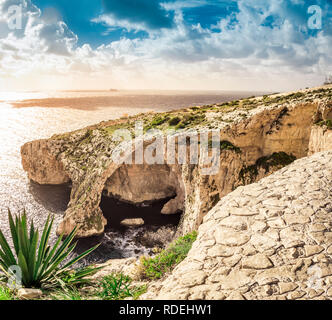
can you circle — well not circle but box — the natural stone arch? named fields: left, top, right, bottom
left=21, top=93, right=327, bottom=238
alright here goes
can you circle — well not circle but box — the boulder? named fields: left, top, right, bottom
left=17, top=288, right=43, bottom=300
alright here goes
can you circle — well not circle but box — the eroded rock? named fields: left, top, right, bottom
left=20, top=87, right=330, bottom=238
left=141, top=151, right=332, bottom=300
left=120, top=218, right=145, bottom=227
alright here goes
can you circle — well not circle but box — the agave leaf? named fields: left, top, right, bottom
left=0, top=229, right=16, bottom=267
left=29, top=219, right=35, bottom=243
left=36, top=215, right=53, bottom=267
left=0, top=262, right=11, bottom=279
left=17, top=216, right=29, bottom=261
left=51, top=242, right=77, bottom=270
left=50, top=227, right=77, bottom=264
left=42, top=243, right=77, bottom=279
left=28, top=231, right=39, bottom=281
left=0, top=249, right=13, bottom=269
left=18, top=250, right=30, bottom=286
left=44, top=246, right=51, bottom=262
left=8, top=209, right=19, bottom=255
left=62, top=244, right=100, bottom=270
left=21, top=211, right=29, bottom=243
left=73, top=266, right=102, bottom=279
left=35, top=235, right=63, bottom=280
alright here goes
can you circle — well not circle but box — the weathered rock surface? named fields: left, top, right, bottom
left=120, top=218, right=145, bottom=227
left=104, top=163, right=185, bottom=215
left=309, top=100, right=332, bottom=155
left=21, top=139, right=70, bottom=185
left=141, top=151, right=332, bottom=300
left=20, top=86, right=332, bottom=238
left=17, top=288, right=43, bottom=300
left=309, top=126, right=332, bottom=155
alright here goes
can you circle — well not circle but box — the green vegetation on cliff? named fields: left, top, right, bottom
left=239, top=152, right=296, bottom=184
left=316, top=119, right=332, bottom=130
left=139, top=231, right=198, bottom=280
left=52, top=86, right=332, bottom=148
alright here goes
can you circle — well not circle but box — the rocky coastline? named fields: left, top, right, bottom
left=20, top=85, right=332, bottom=300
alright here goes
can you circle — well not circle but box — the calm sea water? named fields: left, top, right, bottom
left=0, top=90, right=261, bottom=264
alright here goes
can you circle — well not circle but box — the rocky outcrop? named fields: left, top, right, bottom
left=20, top=86, right=332, bottom=238
left=308, top=126, right=332, bottom=155
left=309, top=101, right=332, bottom=155
left=142, top=151, right=332, bottom=300
left=21, top=139, right=70, bottom=185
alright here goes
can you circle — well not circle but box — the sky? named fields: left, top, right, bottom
left=0, top=0, right=331, bottom=92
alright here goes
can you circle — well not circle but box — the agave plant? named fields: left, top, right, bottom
left=0, top=210, right=99, bottom=289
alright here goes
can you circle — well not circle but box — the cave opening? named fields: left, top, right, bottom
left=99, top=163, right=185, bottom=237
left=100, top=195, right=182, bottom=232
left=74, top=196, right=183, bottom=265
left=28, top=162, right=185, bottom=264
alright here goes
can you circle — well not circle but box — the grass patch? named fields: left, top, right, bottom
left=175, top=113, right=206, bottom=129
left=79, top=129, right=94, bottom=145
left=139, top=231, right=198, bottom=280
left=101, top=122, right=135, bottom=137
left=0, top=285, right=14, bottom=301
left=51, top=287, right=84, bottom=300
left=97, top=273, right=147, bottom=300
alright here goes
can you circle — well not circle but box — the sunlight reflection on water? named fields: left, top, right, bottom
left=0, top=100, right=154, bottom=260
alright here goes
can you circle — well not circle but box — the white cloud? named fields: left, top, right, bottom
left=0, top=0, right=331, bottom=91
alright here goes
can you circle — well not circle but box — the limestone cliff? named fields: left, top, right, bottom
left=142, top=151, right=332, bottom=300
left=20, top=86, right=332, bottom=238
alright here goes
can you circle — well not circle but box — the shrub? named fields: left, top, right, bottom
left=55, top=266, right=100, bottom=288
left=0, top=210, right=99, bottom=289
left=239, top=152, right=296, bottom=184
left=174, top=113, right=206, bottom=130
left=207, top=140, right=241, bottom=153
left=144, top=115, right=170, bottom=132
left=0, top=285, right=14, bottom=301
left=139, top=231, right=198, bottom=280
left=228, top=100, right=239, bottom=107
left=98, top=273, right=147, bottom=300
left=316, top=119, right=332, bottom=129
left=168, top=116, right=182, bottom=126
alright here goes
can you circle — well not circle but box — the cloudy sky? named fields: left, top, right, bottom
left=0, top=0, right=331, bottom=91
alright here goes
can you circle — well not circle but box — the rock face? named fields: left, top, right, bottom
left=20, top=86, right=332, bottom=238
left=142, top=151, right=332, bottom=300
left=309, top=101, right=332, bottom=155
left=104, top=163, right=185, bottom=214
left=17, top=288, right=43, bottom=300
left=308, top=126, right=332, bottom=155
left=21, top=139, right=70, bottom=185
